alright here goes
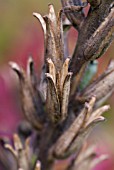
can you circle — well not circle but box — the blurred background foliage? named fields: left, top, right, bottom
left=0, top=1, right=114, bottom=169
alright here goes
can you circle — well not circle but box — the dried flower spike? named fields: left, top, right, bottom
left=1, top=1, right=114, bottom=170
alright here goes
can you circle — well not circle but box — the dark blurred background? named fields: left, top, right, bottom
left=0, top=1, right=114, bottom=170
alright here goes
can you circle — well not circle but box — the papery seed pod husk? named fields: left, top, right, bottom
left=52, top=106, right=88, bottom=158
left=46, top=73, right=61, bottom=123
left=9, top=61, right=44, bottom=130
left=79, top=60, right=114, bottom=108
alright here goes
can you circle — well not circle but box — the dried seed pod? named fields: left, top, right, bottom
left=51, top=96, right=109, bottom=159
left=67, top=144, right=108, bottom=170
left=61, top=0, right=86, bottom=29
left=5, top=134, right=31, bottom=170
left=45, top=58, right=72, bottom=123
left=69, top=0, right=114, bottom=80
left=79, top=60, right=114, bottom=108
left=9, top=58, right=45, bottom=130
left=51, top=106, right=87, bottom=158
